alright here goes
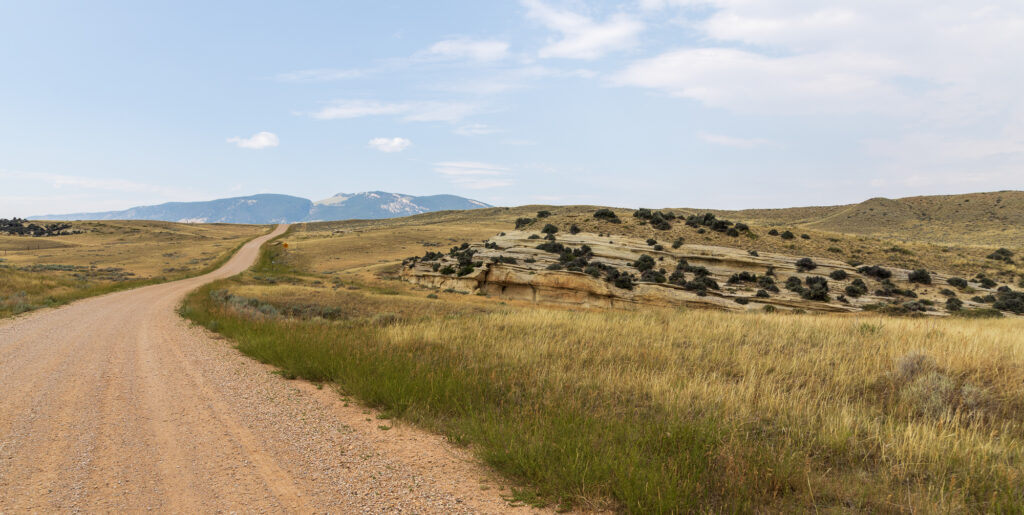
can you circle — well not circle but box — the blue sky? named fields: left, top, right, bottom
left=2, top=0, right=1022, bottom=216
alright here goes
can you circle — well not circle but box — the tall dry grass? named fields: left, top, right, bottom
left=184, top=268, right=1024, bottom=511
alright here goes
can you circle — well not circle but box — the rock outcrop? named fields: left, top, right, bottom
left=401, top=231, right=1007, bottom=314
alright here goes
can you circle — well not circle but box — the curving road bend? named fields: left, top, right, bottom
left=0, top=224, right=525, bottom=513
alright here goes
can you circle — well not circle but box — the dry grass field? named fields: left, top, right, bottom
left=180, top=192, right=1024, bottom=512
left=0, top=220, right=268, bottom=318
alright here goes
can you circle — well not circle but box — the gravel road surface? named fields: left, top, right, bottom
left=0, top=224, right=535, bottom=513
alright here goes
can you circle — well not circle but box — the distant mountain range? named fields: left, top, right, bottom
left=32, top=191, right=492, bottom=224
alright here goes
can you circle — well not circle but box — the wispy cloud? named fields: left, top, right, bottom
left=422, top=38, right=510, bottom=62
left=0, top=169, right=194, bottom=196
left=697, top=131, right=769, bottom=148
left=433, top=161, right=513, bottom=189
left=368, top=137, right=412, bottom=152
left=274, top=68, right=364, bottom=82
left=522, top=0, right=644, bottom=59
left=454, top=123, right=499, bottom=136
left=226, top=131, right=280, bottom=149
left=310, top=100, right=478, bottom=123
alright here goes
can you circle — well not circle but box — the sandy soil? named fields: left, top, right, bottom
left=0, top=225, right=537, bottom=513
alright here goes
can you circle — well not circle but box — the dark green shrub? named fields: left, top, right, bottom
left=977, top=276, right=997, bottom=289
left=993, top=290, right=1024, bottom=314
left=795, top=257, right=817, bottom=271
left=569, top=224, right=581, bottom=235
left=845, top=278, right=868, bottom=297
left=755, top=289, right=770, bottom=298
left=593, top=209, right=621, bottom=223
left=829, top=270, right=848, bottom=280
left=785, top=276, right=804, bottom=293
left=939, top=289, right=957, bottom=297
left=671, top=238, right=683, bottom=249
left=946, top=297, right=963, bottom=311
left=439, top=265, right=456, bottom=275
left=734, top=223, right=749, bottom=232
left=947, top=277, right=968, bottom=289
left=641, top=269, right=667, bottom=283
left=780, top=231, right=795, bottom=240
left=646, top=238, right=657, bottom=246
left=858, top=265, right=892, bottom=279
left=528, top=234, right=540, bottom=240
left=536, top=210, right=551, bottom=218
left=800, top=234, right=810, bottom=240
left=908, top=269, right=932, bottom=284
left=986, top=247, right=1014, bottom=263
left=726, top=228, right=740, bottom=237
left=748, top=250, right=758, bottom=257
left=515, top=217, right=534, bottom=229
left=734, top=297, right=749, bottom=305
left=541, top=223, right=558, bottom=234
left=801, top=276, right=830, bottom=301
left=768, top=229, right=779, bottom=236
left=727, top=271, right=757, bottom=284
left=634, top=254, right=656, bottom=272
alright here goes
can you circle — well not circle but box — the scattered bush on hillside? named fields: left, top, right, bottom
left=802, top=276, right=830, bottom=301
left=646, top=238, right=657, bottom=246
left=986, top=247, right=1015, bottom=264
left=801, top=234, right=811, bottom=239
left=748, top=250, right=759, bottom=257
left=829, top=270, right=848, bottom=280
left=541, top=223, right=558, bottom=234
left=439, top=265, right=456, bottom=275
left=993, top=289, right=1024, bottom=314
left=544, top=233, right=556, bottom=241
left=734, top=223, right=749, bottom=232
left=785, top=276, right=804, bottom=293
left=780, top=231, right=795, bottom=240
left=947, top=277, right=968, bottom=289
left=536, top=210, right=552, bottom=218
left=569, top=224, right=581, bottom=235
left=908, top=269, right=932, bottom=284
left=421, top=251, right=445, bottom=261
left=795, top=257, right=817, bottom=271
left=768, top=229, right=779, bottom=236
left=845, top=278, right=868, bottom=297
left=633, top=254, right=656, bottom=272
left=528, top=234, right=540, bottom=240
left=954, top=308, right=1004, bottom=318
left=734, top=297, right=749, bottom=305
left=726, top=228, right=740, bottom=237
left=946, top=297, right=963, bottom=311
left=490, top=256, right=517, bottom=264
left=671, top=238, right=683, bottom=249
left=593, top=209, right=621, bottom=223
left=858, top=265, right=892, bottom=280
left=976, top=275, right=997, bottom=289
left=755, top=289, right=770, bottom=298
left=515, top=217, right=534, bottom=229
left=641, top=268, right=667, bottom=283
left=757, top=276, right=779, bottom=292
left=939, top=289, right=957, bottom=297
left=727, top=271, right=758, bottom=284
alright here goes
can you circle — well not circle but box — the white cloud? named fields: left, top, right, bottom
left=274, top=68, right=364, bottom=82
left=226, top=131, right=279, bottom=149
left=522, top=0, right=644, bottom=59
left=425, top=38, right=510, bottom=62
left=310, top=100, right=477, bottom=123
left=433, top=161, right=513, bottom=189
left=616, top=48, right=902, bottom=115
left=368, top=137, right=412, bottom=153
left=454, top=123, right=499, bottom=136
left=697, top=131, right=769, bottom=148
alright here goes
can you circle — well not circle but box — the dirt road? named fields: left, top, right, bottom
left=0, top=224, right=527, bottom=513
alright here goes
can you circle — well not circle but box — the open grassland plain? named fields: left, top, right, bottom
left=183, top=195, right=1024, bottom=512
left=0, top=220, right=268, bottom=318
